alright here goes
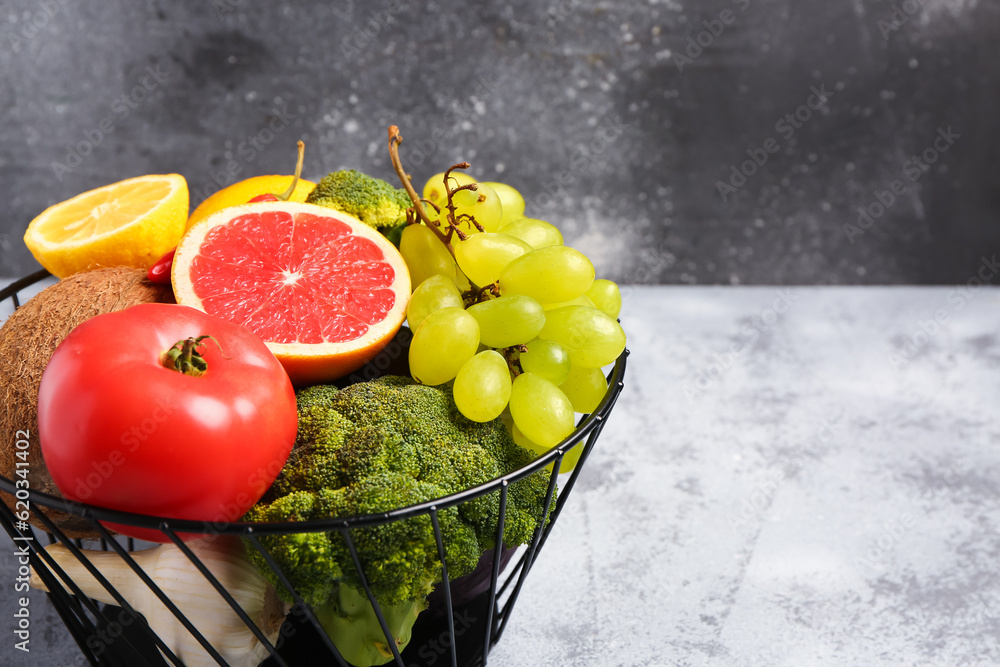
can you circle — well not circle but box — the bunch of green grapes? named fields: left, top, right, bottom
left=401, top=170, right=625, bottom=472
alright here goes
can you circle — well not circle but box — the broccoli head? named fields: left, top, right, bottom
left=306, top=169, right=412, bottom=231
left=244, top=376, right=553, bottom=666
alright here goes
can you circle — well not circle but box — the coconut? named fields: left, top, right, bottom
left=0, top=268, right=174, bottom=538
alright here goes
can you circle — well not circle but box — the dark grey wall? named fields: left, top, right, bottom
left=1, top=0, right=997, bottom=284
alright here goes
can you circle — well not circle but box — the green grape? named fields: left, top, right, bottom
left=409, top=307, right=480, bottom=385
left=399, top=223, right=457, bottom=288
left=407, top=275, right=464, bottom=330
left=497, top=217, right=563, bottom=249
left=512, top=423, right=583, bottom=473
left=483, top=181, right=525, bottom=225
left=538, top=305, right=626, bottom=368
left=444, top=182, right=504, bottom=234
left=422, top=171, right=475, bottom=210
left=586, top=279, right=622, bottom=319
left=500, top=406, right=514, bottom=433
left=543, top=294, right=596, bottom=311
left=559, top=365, right=608, bottom=413
left=519, top=339, right=571, bottom=385
left=453, top=350, right=512, bottom=422
left=509, top=373, right=575, bottom=447
left=499, top=246, right=595, bottom=304
left=467, top=295, right=546, bottom=348
left=453, top=233, right=532, bottom=287
left=454, top=265, right=472, bottom=293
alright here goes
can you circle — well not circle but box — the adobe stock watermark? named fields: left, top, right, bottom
left=6, top=0, right=69, bottom=53
left=876, top=0, right=929, bottom=40
left=853, top=464, right=962, bottom=575
left=210, top=0, right=247, bottom=19
left=673, top=0, right=751, bottom=73
left=395, top=73, right=503, bottom=170
left=527, top=115, right=631, bottom=211
left=70, top=396, right=179, bottom=501
left=887, top=253, right=997, bottom=370
left=716, top=84, right=834, bottom=202
left=727, top=411, right=846, bottom=534
left=683, top=289, right=798, bottom=402
left=844, top=126, right=960, bottom=244
left=340, top=1, right=404, bottom=62
left=49, top=65, right=171, bottom=181
left=189, top=105, right=298, bottom=204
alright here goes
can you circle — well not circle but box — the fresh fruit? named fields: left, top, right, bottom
left=453, top=232, right=532, bottom=287
left=407, top=307, right=479, bottom=386
left=483, top=182, right=525, bottom=225
left=439, top=182, right=504, bottom=234
left=538, top=306, right=627, bottom=368
left=453, top=350, right=512, bottom=422
left=187, top=142, right=314, bottom=229
left=23, top=174, right=189, bottom=278
left=37, top=303, right=297, bottom=542
left=406, top=275, right=463, bottom=330
left=497, top=217, right=564, bottom=249
left=586, top=279, right=623, bottom=319
left=399, top=223, right=457, bottom=288
left=0, top=267, right=173, bottom=538
left=511, top=422, right=584, bottom=474
left=466, top=295, right=546, bottom=349
left=559, top=365, right=609, bottom=414
left=422, top=170, right=475, bottom=209
left=542, top=294, right=597, bottom=311
left=386, top=125, right=625, bottom=445
left=171, top=201, right=410, bottom=385
left=509, top=373, right=575, bottom=448
left=519, top=339, right=571, bottom=386
left=498, top=245, right=595, bottom=304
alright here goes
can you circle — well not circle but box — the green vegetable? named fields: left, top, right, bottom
left=306, top=169, right=413, bottom=231
left=244, top=377, right=553, bottom=666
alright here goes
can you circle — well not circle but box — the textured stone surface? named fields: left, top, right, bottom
left=491, top=285, right=1000, bottom=666
left=1, top=283, right=997, bottom=665
left=1, top=1, right=999, bottom=284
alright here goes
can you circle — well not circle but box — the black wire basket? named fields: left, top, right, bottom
left=0, top=269, right=628, bottom=667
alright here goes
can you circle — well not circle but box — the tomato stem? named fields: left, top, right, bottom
left=162, top=335, right=222, bottom=377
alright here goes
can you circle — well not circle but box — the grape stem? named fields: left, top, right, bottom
left=387, top=125, right=499, bottom=305
left=500, top=344, right=527, bottom=378
left=388, top=126, right=458, bottom=257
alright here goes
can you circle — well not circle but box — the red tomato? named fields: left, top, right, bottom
left=38, top=303, right=297, bottom=541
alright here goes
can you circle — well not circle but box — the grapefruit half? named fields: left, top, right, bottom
left=171, top=201, right=410, bottom=385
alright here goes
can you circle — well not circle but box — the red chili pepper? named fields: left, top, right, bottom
left=147, top=248, right=176, bottom=284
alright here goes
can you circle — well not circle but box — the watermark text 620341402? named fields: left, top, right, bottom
left=11, top=429, right=33, bottom=653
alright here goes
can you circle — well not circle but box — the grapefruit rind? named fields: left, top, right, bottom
left=171, top=201, right=410, bottom=385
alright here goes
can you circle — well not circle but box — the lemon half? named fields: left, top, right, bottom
left=24, top=174, right=189, bottom=278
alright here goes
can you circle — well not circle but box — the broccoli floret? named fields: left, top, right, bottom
left=244, top=377, right=553, bottom=666
left=306, top=169, right=412, bottom=231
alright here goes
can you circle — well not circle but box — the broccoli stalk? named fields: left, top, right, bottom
left=244, top=378, right=553, bottom=666
left=315, top=584, right=424, bottom=666
left=305, top=169, right=412, bottom=232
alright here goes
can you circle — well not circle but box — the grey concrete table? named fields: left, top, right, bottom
left=492, top=285, right=1000, bottom=667
left=1, top=284, right=997, bottom=666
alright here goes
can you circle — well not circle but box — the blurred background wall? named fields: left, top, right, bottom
left=1, top=0, right=997, bottom=284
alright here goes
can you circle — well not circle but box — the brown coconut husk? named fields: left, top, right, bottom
left=0, top=267, right=174, bottom=538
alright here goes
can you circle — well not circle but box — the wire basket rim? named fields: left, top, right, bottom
left=0, top=269, right=628, bottom=536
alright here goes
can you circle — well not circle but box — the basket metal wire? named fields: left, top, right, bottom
left=0, top=270, right=628, bottom=667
